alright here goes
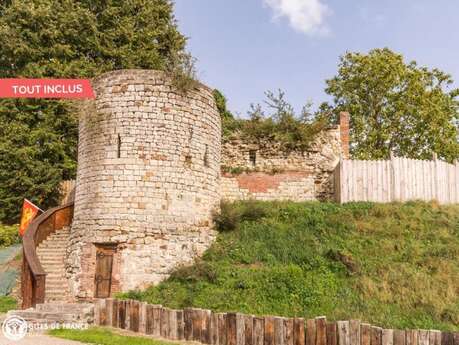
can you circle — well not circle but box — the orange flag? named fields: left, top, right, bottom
left=19, top=199, right=41, bottom=236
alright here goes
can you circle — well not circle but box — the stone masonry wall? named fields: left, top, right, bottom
left=221, top=125, right=343, bottom=201
left=221, top=172, right=315, bottom=201
left=66, top=70, right=221, bottom=299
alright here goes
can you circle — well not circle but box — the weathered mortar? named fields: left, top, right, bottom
left=66, top=70, right=221, bottom=299
left=220, top=126, right=343, bottom=201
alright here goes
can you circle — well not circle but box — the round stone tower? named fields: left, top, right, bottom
left=67, top=70, right=221, bottom=300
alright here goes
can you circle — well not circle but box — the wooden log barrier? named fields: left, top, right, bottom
left=316, top=317, right=327, bottom=345
left=92, top=299, right=459, bottom=345
left=306, top=319, right=316, bottom=345
left=253, top=317, right=264, bottom=345
left=326, top=322, right=337, bottom=345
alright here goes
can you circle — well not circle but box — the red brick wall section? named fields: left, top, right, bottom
left=232, top=172, right=310, bottom=193
left=78, top=243, right=94, bottom=299
left=339, top=112, right=350, bottom=159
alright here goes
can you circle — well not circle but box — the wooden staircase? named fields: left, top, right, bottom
left=22, top=202, right=74, bottom=308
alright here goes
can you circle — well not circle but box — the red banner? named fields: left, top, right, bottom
left=19, top=199, right=41, bottom=236
left=0, top=79, right=95, bottom=99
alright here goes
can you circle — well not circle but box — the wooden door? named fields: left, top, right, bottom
left=94, top=245, right=115, bottom=298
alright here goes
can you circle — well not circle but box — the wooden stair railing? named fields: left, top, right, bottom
left=21, top=202, right=74, bottom=309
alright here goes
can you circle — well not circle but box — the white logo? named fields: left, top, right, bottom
left=2, top=315, right=28, bottom=341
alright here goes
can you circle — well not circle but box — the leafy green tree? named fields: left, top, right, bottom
left=323, top=48, right=459, bottom=161
left=242, top=90, right=326, bottom=151
left=219, top=89, right=326, bottom=151
left=213, top=89, right=241, bottom=138
left=0, top=0, right=189, bottom=223
left=213, top=89, right=234, bottom=121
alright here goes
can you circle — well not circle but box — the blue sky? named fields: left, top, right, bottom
left=174, top=1, right=459, bottom=117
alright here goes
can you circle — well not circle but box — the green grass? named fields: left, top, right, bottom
left=0, top=224, right=19, bottom=248
left=49, top=327, right=179, bottom=345
left=122, top=201, right=459, bottom=331
left=0, top=296, right=17, bottom=313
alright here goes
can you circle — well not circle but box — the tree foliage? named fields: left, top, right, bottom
left=0, top=0, right=189, bottom=223
left=213, top=89, right=238, bottom=138
left=323, top=48, right=459, bottom=161
left=216, top=89, right=327, bottom=151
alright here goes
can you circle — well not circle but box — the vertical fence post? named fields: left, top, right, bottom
left=139, top=302, right=147, bottom=334
left=293, top=318, right=305, bottom=345
left=405, top=330, right=418, bottom=345
left=433, top=153, right=439, bottom=202
left=349, top=320, right=360, bottom=345
left=274, top=317, right=285, bottom=345
left=160, top=307, right=170, bottom=338
left=152, top=305, right=162, bottom=337
left=371, top=327, right=382, bottom=345
left=236, top=313, right=245, bottom=345
left=245, top=315, right=254, bottom=345
left=210, top=312, right=219, bottom=345
left=98, top=299, right=107, bottom=326
left=361, top=324, right=371, bottom=345
left=111, top=299, right=119, bottom=328
left=253, top=317, right=264, bottom=345
left=218, top=313, right=227, bottom=345
left=337, top=321, right=349, bottom=345
left=227, top=313, right=238, bottom=345
left=130, top=300, right=140, bottom=332
left=177, top=310, right=185, bottom=340
left=382, top=329, right=394, bottom=345
left=441, top=333, right=454, bottom=345
left=166, top=309, right=176, bottom=340
left=394, top=330, right=405, bottom=345
left=429, top=331, right=441, bottom=345
left=283, top=318, right=294, bottom=345
left=306, top=319, right=317, bottom=345
left=389, top=152, right=395, bottom=202
left=192, top=308, right=203, bottom=342
left=264, top=316, right=275, bottom=345
left=334, top=158, right=342, bottom=203
left=202, top=309, right=212, bottom=344
left=316, top=317, right=327, bottom=345
left=125, top=299, right=131, bottom=330
left=105, top=299, right=114, bottom=327
left=184, top=308, right=193, bottom=341
left=418, top=331, right=429, bottom=345
left=326, top=322, right=338, bottom=345
left=455, top=160, right=459, bottom=204
left=93, top=299, right=101, bottom=326
left=145, top=304, right=154, bottom=335
left=452, top=332, right=459, bottom=345
left=118, top=300, right=126, bottom=329
left=340, top=157, right=346, bottom=203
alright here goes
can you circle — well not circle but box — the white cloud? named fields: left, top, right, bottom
left=264, top=0, right=331, bottom=35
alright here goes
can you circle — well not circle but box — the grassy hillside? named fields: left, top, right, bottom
left=123, top=201, right=459, bottom=331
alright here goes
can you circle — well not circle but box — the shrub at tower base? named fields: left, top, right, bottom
left=121, top=201, right=459, bottom=332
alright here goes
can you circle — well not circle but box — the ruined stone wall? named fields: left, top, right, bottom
left=67, top=70, right=221, bottom=299
left=220, top=126, right=343, bottom=201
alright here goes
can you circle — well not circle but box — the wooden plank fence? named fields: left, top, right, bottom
left=94, top=299, right=459, bottom=345
left=335, top=157, right=459, bottom=204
